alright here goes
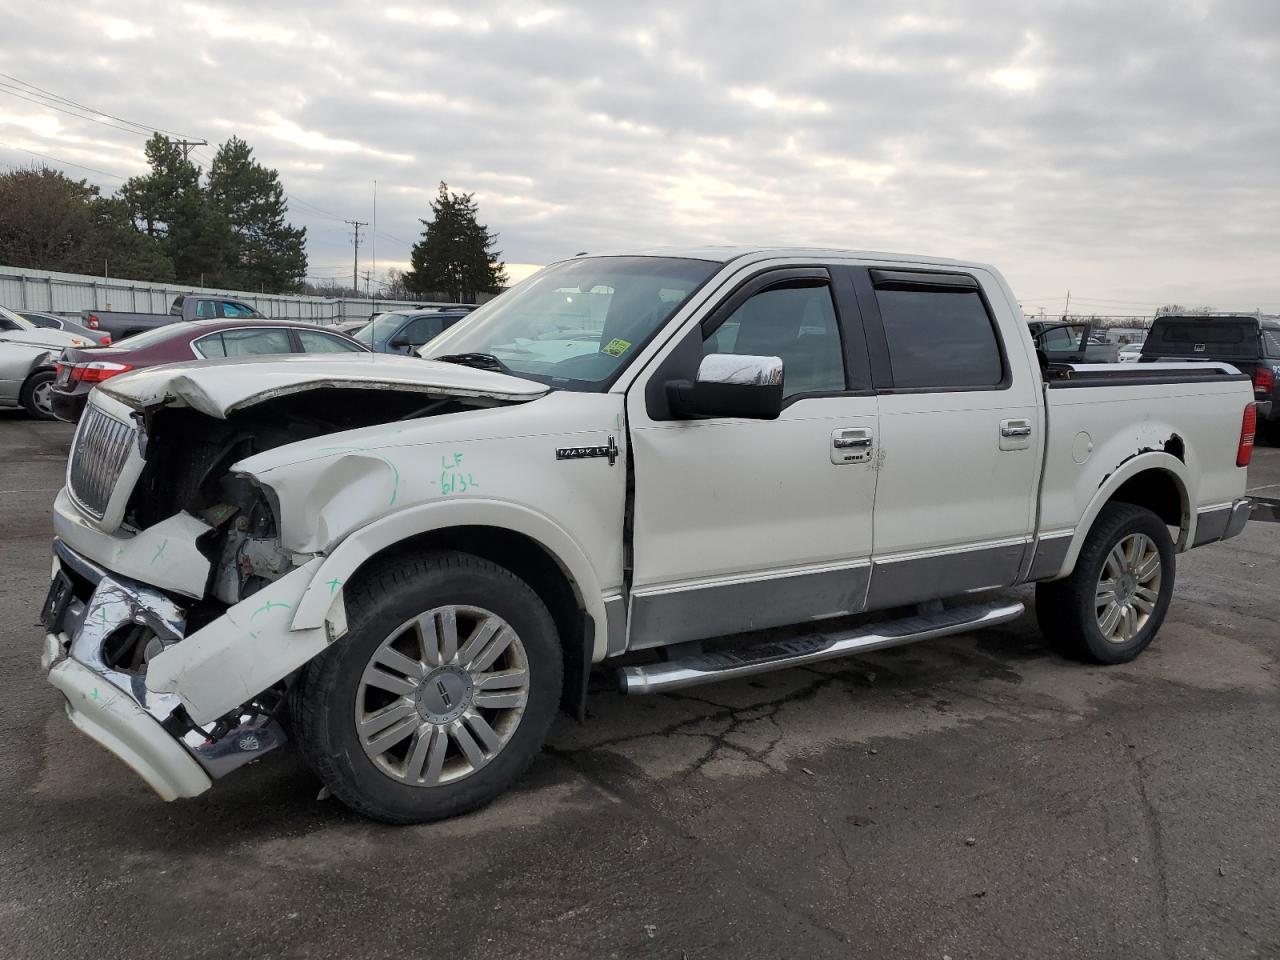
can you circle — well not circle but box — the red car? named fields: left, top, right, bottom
left=51, top=318, right=369, bottom=422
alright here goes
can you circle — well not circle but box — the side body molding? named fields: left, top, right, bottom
left=1053, top=451, right=1192, bottom=580
left=290, top=498, right=612, bottom=660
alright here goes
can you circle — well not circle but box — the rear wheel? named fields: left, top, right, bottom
left=20, top=370, right=57, bottom=420
left=1035, top=502, right=1175, bottom=664
left=292, top=550, right=562, bottom=823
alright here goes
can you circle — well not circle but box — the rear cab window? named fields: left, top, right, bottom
left=869, top=270, right=1005, bottom=390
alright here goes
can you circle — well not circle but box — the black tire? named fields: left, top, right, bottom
left=291, top=550, right=562, bottom=824
left=1263, top=419, right=1280, bottom=447
left=1035, top=502, right=1175, bottom=665
left=20, top=369, right=57, bottom=420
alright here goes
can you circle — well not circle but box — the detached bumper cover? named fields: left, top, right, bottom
left=42, top=541, right=297, bottom=801
left=47, top=653, right=212, bottom=800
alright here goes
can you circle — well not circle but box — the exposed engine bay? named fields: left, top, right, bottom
left=123, top=387, right=495, bottom=623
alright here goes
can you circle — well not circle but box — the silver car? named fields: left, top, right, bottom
left=0, top=304, right=89, bottom=419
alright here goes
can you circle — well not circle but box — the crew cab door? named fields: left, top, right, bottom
left=848, top=267, right=1042, bottom=608
left=624, top=265, right=880, bottom=650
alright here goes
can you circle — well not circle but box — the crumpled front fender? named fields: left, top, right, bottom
left=145, top=557, right=347, bottom=724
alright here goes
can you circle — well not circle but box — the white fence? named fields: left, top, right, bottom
left=0, top=265, right=474, bottom=325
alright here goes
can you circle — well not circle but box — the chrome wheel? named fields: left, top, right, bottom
left=32, top=380, right=54, bottom=417
left=354, top=605, right=530, bottom=786
left=1095, top=533, right=1161, bottom=644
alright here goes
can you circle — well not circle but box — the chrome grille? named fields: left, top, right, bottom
left=68, top=403, right=135, bottom=520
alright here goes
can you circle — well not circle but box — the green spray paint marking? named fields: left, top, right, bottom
left=432, top=452, right=479, bottom=495
left=97, top=606, right=108, bottom=625
left=91, top=687, right=100, bottom=701
left=250, top=600, right=292, bottom=621
left=316, top=445, right=400, bottom=507
left=327, top=578, right=343, bottom=596
left=151, top=539, right=168, bottom=565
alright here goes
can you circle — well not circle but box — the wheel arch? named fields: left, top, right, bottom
left=1058, top=452, right=1192, bottom=578
left=290, top=499, right=610, bottom=715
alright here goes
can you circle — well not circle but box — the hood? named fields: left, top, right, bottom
left=96, top=352, right=549, bottom=418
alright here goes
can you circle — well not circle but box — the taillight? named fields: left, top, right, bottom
left=98, top=334, right=112, bottom=345
left=85, top=314, right=99, bottom=329
left=1237, top=403, right=1257, bottom=467
left=70, top=361, right=133, bottom=383
left=1254, top=366, right=1274, bottom=396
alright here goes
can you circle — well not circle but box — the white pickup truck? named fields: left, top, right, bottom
left=39, top=247, right=1257, bottom=823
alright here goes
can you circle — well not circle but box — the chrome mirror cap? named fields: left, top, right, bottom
left=696, top=353, right=784, bottom=387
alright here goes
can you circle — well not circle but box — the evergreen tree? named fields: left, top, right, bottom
left=403, top=182, right=507, bottom=302
left=207, top=136, right=307, bottom=292
left=120, top=134, right=234, bottom=286
left=119, top=134, right=200, bottom=239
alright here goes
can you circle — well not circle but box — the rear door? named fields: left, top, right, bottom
left=850, top=266, right=1042, bottom=608
left=626, top=264, right=881, bottom=649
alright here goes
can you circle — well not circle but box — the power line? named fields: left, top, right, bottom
left=0, top=84, right=151, bottom=137
left=0, top=139, right=130, bottom=181
left=0, top=70, right=195, bottom=140
left=286, top=192, right=348, bottom=222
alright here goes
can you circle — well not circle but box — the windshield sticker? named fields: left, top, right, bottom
left=602, top=338, right=632, bottom=358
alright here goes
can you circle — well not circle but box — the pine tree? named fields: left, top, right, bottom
left=120, top=134, right=234, bottom=286
left=403, top=182, right=507, bottom=302
left=207, top=137, right=307, bottom=292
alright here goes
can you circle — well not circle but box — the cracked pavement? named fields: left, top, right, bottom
left=1, top=410, right=1277, bottom=959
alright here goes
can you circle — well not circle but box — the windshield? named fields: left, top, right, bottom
left=422, top=256, right=718, bottom=389
left=0, top=304, right=35, bottom=330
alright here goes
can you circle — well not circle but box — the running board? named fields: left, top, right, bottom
left=616, top=600, right=1025, bottom=695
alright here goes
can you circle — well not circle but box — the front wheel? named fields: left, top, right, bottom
left=1035, top=502, right=1175, bottom=664
left=292, top=551, right=563, bottom=823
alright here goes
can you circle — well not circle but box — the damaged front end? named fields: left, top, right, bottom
left=42, top=357, right=546, bottom=800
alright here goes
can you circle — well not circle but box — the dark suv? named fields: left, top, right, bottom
left=1141, top=315, right=1280, bottom=439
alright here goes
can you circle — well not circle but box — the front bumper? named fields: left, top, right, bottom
left=42, top=541, right=286, bottom=801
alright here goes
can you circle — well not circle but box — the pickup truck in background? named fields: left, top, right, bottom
left=82, top=294, right=265, bottom=342
left=39, top=247, right=1256, bottom=824
left=1141, top=314, right=1280, bottom=441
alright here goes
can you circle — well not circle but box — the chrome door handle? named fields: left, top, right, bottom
left=831, top=428, right=874, bottom=464
left=1001, top=421, right=1032, bottom=438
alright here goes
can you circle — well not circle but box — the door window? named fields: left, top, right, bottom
left=215, top=328, right=294, bottom=357
left=875, top=286, right=1003, bottom=389
left=398, top=316, right=442, bottom=347
left=297, top=330, right=364, bottom=353
left=195, top=300, right=218, bottom=319
left=703, top=282, right=846, bottom=400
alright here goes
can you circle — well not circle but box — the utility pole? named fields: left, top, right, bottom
left=362, top=269, right=372, bottom=297
left=346, top=219, right=368, bottom=292
left=166, top=137, right=209, bottom=161
left=1063, top=290, right=1071, bottom=322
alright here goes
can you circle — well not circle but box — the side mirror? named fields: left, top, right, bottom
left=666, top=354, right=784, bottom=420
left=389, top=338, right=411, bottom=351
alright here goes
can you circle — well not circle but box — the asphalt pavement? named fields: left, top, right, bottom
left=1, top=409, right=1277, bottom=959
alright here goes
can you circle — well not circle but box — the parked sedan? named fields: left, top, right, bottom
left=50, top=318, right=368, bottom=422
left=21, top=311, right=112, bottom=346
left=1118, top=341, right=1145, bottom=363
left=0, top=304, right=91, bottom=418
left=349, top=309, right=471, bottom=353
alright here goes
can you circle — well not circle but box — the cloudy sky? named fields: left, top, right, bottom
left=1, top=0, right=1278, bottom=313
